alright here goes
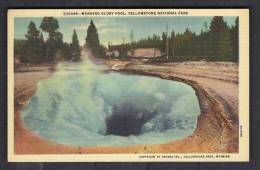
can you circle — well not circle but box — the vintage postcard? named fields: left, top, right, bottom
left=8, top=9, right=249, bottom=162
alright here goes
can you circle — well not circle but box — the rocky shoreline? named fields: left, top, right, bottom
left=14, top=61, right=238, bottom=154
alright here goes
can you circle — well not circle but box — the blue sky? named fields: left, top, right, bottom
left=14, top=16, right=236, bottom=46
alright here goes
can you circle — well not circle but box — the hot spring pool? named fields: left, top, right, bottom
left=22, top=61, right=201, bottom=146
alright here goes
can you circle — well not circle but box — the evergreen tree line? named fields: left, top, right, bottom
left=15, top=17, right=238, bottom=63
left=124, top=16, right=239, bottom=62
left=15, top=17, right=81, bottom=64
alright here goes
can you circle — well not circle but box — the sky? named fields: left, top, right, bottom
left=14, top=16, right=236, bottom=46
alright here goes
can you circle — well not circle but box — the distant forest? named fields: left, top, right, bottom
left=14, top=17, right=107, bottom=64
left=110, top=16, right=239, bottom=62
left=14, top=17, right=81, bottom=64
left=14, top=16, right=239, bottom=64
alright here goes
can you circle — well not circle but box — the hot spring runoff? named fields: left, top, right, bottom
left=22, top=56, right=200, bottom=146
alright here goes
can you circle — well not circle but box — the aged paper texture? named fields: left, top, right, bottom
left=8, top=9, right=249, bottom=162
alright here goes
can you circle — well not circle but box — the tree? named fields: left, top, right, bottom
left=161, top=32, right=167, bottom=54
left=112, top=16, right=237, bottom=62
left=40, top=17, right=63, bottom=62
left=230, top=17, right=239, bottom=62
left=14, top=39, right=26, bottom=56
left=198, top=30, right=211, bottom=58
left=168, top=31, right=175, bottom=61
left=86, top=19, right=104, bottom=58
left=183, top=28, right=194, bottom=57
left=218, top=28, right=233, bottom=61
left=40, top=17, right=59, bottom=34
left=25, top=21, right=40, bottom=39
left=56, top=42, right=72, bottom=61
left=22, top=21, right=43, bottom=64
left=71, top=29, right=81, bottom=61
left=39, top=32, right=45, bottom=61
left=209, top=16, right=233, bottom=60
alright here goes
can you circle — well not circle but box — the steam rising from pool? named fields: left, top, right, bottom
left=22, top=54, right=200, bottom=146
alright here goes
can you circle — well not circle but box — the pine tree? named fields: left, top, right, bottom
left=230, top=17, right=239, bottom=62
left=39, top=32, right=45, bottom=61
left=14, top=39, right=26, bottom=56
left=168, top=31, right=175, bottom=61
left=59, top=42, right=72, bottom=61
left=40, top=17, right=63, bottom=62
left=161, top=32, right=167, bottom=54
left=209, top=16, right=233, bottom=60
left=86, top=19, right=103, bottom=58
left=112, top=17, right=237, bottom=62
left=199, top=30, right=210, bottom=58
left=22, top=21, right=43, bottom=64
left=183, top=28, right=193, bottom=57
left=25, top=21, right=40, bottom=39
left=218, top=27, right=233, bottom=61
left=71, top=29, right=81, bottom=61
left=40, top=17, right=59, bottom=35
